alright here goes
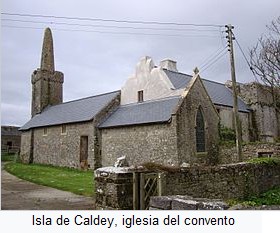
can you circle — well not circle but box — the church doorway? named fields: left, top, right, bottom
left=80, top=136, right=88, bottom=169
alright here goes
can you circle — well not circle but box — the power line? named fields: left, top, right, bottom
left=1, top=18, right=221, bottom=32
left=1, top=12, right=224, bottom=28
left=1, top=25, right=222, bottom=38
left=233, top=32, right=259, bottom=79
left=200, top=50, right=228, bottom=73
left=199, top=46, right=227, bottom=69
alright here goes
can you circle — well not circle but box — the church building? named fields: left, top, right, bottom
left=20, top=28, right=279, bottom=169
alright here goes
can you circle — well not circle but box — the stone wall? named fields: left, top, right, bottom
left=162, top=163, right=280, bottom=200
left=220, top=143, right=280, bottom=164
left=20, top=130, right=33, bottom=163
left=176, top=77, right=220, bottom=165
left=149, top=196, right=229, bottom=210
left=95, top=167, right=134, bottom=210
left=32, top=121, right=95, bottom=168
left=95, top=162, right=280, bottom=209
left=101, top=119, right=178, bottom=167
left=216, top=105, right=250, bottom=142
left=238, top=82, right=279, bottom=142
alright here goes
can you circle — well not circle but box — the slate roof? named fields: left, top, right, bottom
left=164, top=69, right=250, bottom=112
left=20, top=91, right=120, bottom=130
left=99, top=96, right=181, bottom=129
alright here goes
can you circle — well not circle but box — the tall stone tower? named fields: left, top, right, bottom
left=31, top=27, right=64, bottom=117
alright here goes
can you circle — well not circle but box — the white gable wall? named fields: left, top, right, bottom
left=121, top=56, right=183, bottom=105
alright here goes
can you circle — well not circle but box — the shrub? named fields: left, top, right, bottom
left=219, top=125, right=236, bottom=141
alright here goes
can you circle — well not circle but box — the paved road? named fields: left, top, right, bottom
left=1, top=163, right=95, bottom=210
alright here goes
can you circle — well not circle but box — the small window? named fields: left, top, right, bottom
left=61, top=125, right=67, bottom=134
left=138, top=90, right=144, bottom=102
left=43, top=128, right=48, bottom=136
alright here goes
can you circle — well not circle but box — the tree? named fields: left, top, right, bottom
left=250, top=16, right=280, bottom=138
left=250, top=16, right=280, bottom=88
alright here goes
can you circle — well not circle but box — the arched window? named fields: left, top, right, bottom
left=196, top=107, right=205, bottom=152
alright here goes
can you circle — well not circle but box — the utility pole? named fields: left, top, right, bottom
left=225, top=24, right=243, bottom=161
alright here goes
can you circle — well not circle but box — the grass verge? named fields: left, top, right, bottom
left=227, top=187, right=280, bottom=207
left=4, top=162, right=94, bottom=197
left=1, top=153, right=17, bottom=162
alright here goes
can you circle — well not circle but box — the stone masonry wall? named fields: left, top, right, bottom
left=33, top=121, right=94, bottom=168
left=163, top=163, right=280, bottom=200
left=238, top=82, right=279, bottom=142
left=217, top=105, right=250, bottom=142
left=95, top=167, right=134, bottom=210
left=101, top=118, right=178, bottom=167
left=20, top=131, right=33, bottom=163
left=176, top=77, right=220, bottom=165
left=220, top=143, right=280, bottom=164
left=95, top=162, right=280, bottom=209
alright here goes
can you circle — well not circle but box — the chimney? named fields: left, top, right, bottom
left=159, top=59, right=178, bottom=72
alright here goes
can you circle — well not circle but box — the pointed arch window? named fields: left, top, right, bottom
left=196, top=107, right=206, bottom=152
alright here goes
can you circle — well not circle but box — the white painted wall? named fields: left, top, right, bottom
left=121, top=56, right=183, bottom=105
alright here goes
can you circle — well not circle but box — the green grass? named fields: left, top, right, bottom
left=248, top=157, right=280, bottom=165
left=1, top=153, right=17, bottom=162
left=227, top=187, right=280, bottom=207
left=4, top=162, right=94, bottom=196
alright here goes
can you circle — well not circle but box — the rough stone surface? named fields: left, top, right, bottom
left=217, top=105, right=250, bottom=142
left=31, top=28, right=64, bottom=117
left=149, top=195, right=229, bottom=210
left=32, top=122, right=94, bottom=168
left=95, top=168, right=134, bottom=210
left=101, top=75, right=220, bottom=167
left=238, top=82, right=279, bottom=142
left=101, top=120, right=179, bottom=167
left=220, top=143, right=280, bottom=164
left=176, top=76, right=220, bottom=165
left=95, top=162, right=280, bottom=210
left=163, top=163, right=280, bottom=200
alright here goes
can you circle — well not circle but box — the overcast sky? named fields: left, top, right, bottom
left=1, top=0, right=280, bottom=126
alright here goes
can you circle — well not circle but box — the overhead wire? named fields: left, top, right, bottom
left=199, top=46, right=228, bottom=69
left=200, top=49, right=228, bottom=73
left=1, top=12, right=224, bottom=27
left=1, top=25, right=221, bottom=38
left=233, top=32, right=259, bottom=80
left=1, top=19, right=221, bottom=32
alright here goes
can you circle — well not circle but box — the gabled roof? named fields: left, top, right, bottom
left=20, top=91, right=120, bottom=131
left=99, top=96, right=181, bottom=129
left=163, top=69, right=250, bottom=112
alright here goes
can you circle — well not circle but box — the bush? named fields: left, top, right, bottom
left=219, top=125, right=236, bottom=141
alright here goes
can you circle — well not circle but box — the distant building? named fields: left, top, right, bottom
left=1, top=126, right=21, bottom=154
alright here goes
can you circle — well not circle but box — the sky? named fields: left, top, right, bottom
left=1, top=0, right=280, bottom=126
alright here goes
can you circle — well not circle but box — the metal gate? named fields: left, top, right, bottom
left=133, top=172, right=163, bottom=210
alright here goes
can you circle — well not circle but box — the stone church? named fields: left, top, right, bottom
left=20, top=28, right=279, bottom=169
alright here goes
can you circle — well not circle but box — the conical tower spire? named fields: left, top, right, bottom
left=31, top=27, right=64, bottom=117
left=40, top=27, right=55, bottom=72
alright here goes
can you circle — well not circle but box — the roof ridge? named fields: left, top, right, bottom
left=163, top=68, right=227, bottom=86
left=201, top=78, right=226, bottom=86
left=163, top=68, right=192, bottom=77
left=120, top=95, right=181, bottom=108
left=53, top=90, right=120, bottom=106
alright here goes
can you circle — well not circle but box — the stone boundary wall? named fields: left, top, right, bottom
left=162, top=162, right=280, bottom=200
left=94, top=162, right=280, bottom=210
left=220, top=143, right=280, bottom=164
left=149, top=195, right=229, bottom=210
left=95, top=167, right=134, bottom=210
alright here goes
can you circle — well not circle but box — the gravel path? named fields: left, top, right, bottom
left=1, top=163, right=95, bottom=210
